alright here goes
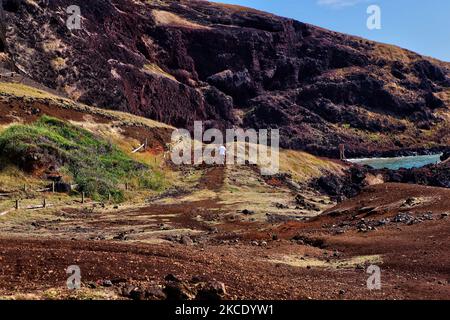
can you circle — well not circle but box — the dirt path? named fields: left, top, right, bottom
left=198, top=166, right=225, bottom=191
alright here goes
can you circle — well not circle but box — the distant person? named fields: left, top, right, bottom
left=218, top=145, right=226, bottom=165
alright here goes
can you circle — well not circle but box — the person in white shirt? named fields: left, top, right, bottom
left=218, top=145, right=226, bottom=165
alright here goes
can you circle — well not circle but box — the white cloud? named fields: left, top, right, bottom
left=317, top=0, right=368, bottom=8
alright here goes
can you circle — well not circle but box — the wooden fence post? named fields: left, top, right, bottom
left=52, top=182, right=55, bottom=193
left=81, top=192, right=85, bottom=204
left=15, top=199, right=20, bottom=210
left=43, top=198, right=46, bottom=208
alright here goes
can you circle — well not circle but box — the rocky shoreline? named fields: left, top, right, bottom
left=312, top=159, right=450, bottom=201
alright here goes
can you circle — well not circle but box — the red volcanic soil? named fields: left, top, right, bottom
left=0, top=178, right=449, bottom=300
left=0, top=99, right=103, bottom=125
left=0, top=97, right=172, bottom=151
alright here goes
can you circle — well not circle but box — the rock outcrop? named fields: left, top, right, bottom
left=1, top=0, right=449, bottom=157
left=314, top=161, right=450, bottom=200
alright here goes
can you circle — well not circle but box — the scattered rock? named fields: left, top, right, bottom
left=180, top=235, right=194, bottom=246
left=356, top=219, right=375, bottom=232
left=401, top=197, right=422, bottom=208
left=275, top=203, right=289, bottom=209
left=266, top=213, right=305, bottom=223
left=113, top=232, right=128, bottom=241
left=208, top=227, right=219, bottom=234
left=164, top=281, right=196, bottom=300
left=159, top=223, right=171, bottom=230
left=129, top=288, right=146, bottom=301
left=422, top=212, right=433, bottom=220
left=196, top=281, right=227, bottom=301
left=294, top=194, right=320, bottom=211
left=375, top=218, right=390, bottom=226
left=291, top=235, right=325, bottom=248
left=145, top=286, right=167, bottom=300
left=392, top=213, right=415, bottom=224
left=100, top=280, right=113, bottom=287
left=391, top=212, right=433, bottom=225
left=165, top=274, right=182, bottom=282
left=120, top=284, right=138, bottom=297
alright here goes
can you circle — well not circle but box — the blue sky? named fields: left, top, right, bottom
left=213, top=0, right=450, bottom=62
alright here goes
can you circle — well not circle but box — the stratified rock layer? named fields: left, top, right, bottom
left=1, top=0, right=449, bottom=157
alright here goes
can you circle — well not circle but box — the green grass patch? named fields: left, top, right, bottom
left=342, top=123, right=351, bottom=129
left=0, top=116, right=164, bottom=202
left=367, top=132, right=382, bottom=142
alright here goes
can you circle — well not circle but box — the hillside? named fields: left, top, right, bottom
left=1, top=0, right=449, bottom=157
left=0, top=0, right=449, bottom=302
left=0, top=115, right=167, bottom=201
left=0, top=78, right=348, bottom=210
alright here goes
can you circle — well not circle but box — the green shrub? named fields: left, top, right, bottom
left=0, top=116, right=164, bottom=202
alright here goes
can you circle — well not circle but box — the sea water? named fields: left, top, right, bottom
left=347, top=153, right=442, bottom=170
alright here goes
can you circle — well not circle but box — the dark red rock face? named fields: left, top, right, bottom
left=2, top=0, right=450, bottom=157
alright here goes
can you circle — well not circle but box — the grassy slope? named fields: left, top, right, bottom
left=0, top=82, right=173, bottom=130
left=279, top=149, right=345, bottom=183
left=0, top=116, right=164, bottom=201
left=0, top=81, right=347, bottom=203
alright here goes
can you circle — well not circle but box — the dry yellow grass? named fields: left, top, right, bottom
left=0, top=82, right=61, bottom=100
left=279, top=149, right=345, bottom=183
left=435, top=89, right=450, bottom=106
left=41, top=39, right=65, bottom=53
left=152, top=10, right=210, bottom=29
left=143, top=63, right=177, bottom=81
left=0, top=287, right=120, bottom=300
left=0, top=82, right=176, bottom=203
left=268, top=254, right=382, bottom=269
left=68, top=119, right=167, bottom=169
left=0, top=166, right=47, bottom=193
left=51, top=57, right=67, bottom=71
left=210, top=2, right=269, bottom=15
left=372, top=43, right=415, bottom=63
left=0, top=82, right=174, bottom=130
left=319, top=66, right=364, bottom=81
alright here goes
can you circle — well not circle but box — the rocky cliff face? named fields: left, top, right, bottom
left=1, top=0, right=450, bottom=157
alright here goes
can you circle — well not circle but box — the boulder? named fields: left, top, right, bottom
left=196, top=281, right=227, bottom=301
left=163, top=281, right=196, bottom=300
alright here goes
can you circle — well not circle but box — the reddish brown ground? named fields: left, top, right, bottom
left=0, top=98, right=171, bottom=152
left=0, top=169, right=449, bottom=300
left=0, top=99, right=103, bottom=125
